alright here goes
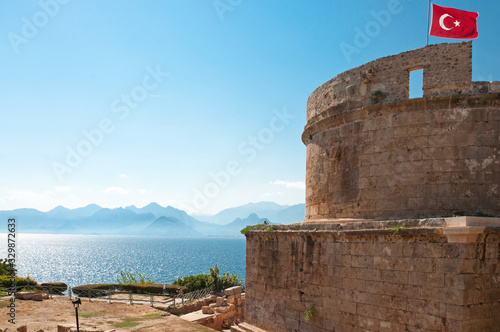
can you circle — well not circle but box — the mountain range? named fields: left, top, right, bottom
left=0, top=202, right=305, bottom=237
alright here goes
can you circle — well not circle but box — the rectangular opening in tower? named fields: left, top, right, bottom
left=409, top=68, right=424, bottom=99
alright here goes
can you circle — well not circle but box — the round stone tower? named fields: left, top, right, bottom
left=302, top=41, right=500, bottom=222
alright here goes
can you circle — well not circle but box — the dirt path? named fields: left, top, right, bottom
left=0, top=297, right=215, bottom=332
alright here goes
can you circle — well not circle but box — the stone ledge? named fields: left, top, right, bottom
left=445, top=216, right=500, bottom=227
left=268, top=218, right=446, bottom=231
left=443, top=217, right=500, bottom=244
left=302, top=92, right=500, bottom=144
left=245, top=217, right=500, bottom=243
left=443, top=226, right=487, bottom=244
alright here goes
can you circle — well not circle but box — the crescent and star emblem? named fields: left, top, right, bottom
left=439, top=14, right=460, bottom=30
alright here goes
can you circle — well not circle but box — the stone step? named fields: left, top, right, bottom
left=235, top=322, right=268, bottom=332
left=230, top=326, right=246, bottom=332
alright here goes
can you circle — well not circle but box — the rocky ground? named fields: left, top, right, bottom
left=0, top=296, right=215, bottom=332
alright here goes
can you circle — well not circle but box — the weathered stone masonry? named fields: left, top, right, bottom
left=245, top=42, right=500, bottom=332
left=303, top=41, right=499, bottom=220
left=245, top=219, right=500, bottom=332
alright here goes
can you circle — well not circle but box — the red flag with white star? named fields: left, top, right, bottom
left=430, top=4, right=478, bottom=39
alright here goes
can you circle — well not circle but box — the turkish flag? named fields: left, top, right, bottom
left=430, top=4, right=478, bottom=39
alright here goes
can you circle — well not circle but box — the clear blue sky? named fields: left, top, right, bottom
left=0, top=0, right=498, bottom=215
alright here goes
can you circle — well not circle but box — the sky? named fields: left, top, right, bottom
left=0, top=0, right=498, bottom=215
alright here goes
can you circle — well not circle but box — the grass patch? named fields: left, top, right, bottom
left=240, top=222, right=269, bottom=234
left=113, top=313, right=163, bottom=328
left=142, top=313, right=163, bottom=319
left=389, top=224, right=406, bottom=234
left=264, top=226, right=275, bottom=232
left=78, top=311, right=108, bottom=318
left=240, top=227, right=252, bottom=235
left=114, top=318, right=140, bottom=328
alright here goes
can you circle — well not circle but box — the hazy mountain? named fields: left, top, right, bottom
left=269, top=203, right=305, bottom=224
left=125, top=202, right=220, bottom=235
left=0, top=201, right=304, bottom=236
left=46, top=204, right=102, bottom=219
left=72, top=204, right=103, bottom=218
left=83, top=208, right=156, bottom=233
left=126, top=202, right=167, bottom=217
left=204, top=202, right=305, bottom=225
left=0, top=208, right=46, bottom=218
left=46, top=205, right=72, bottom=218
left=0, top=208, right=50, bottom=232
left=139, top=216, right=201, bottom=237
left=210, top=213, right=270, bottom=237
left=125, top=202, right=202, bottom=227
left=206, top=202, right=287, bottom=225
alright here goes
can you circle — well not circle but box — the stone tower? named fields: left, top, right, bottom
left=302, top=41, right=499, bottom=221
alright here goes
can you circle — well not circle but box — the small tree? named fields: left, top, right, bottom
left=0, top=258, right=15, bottom=276
left=208, top=264, right=220, bottom=291
left=173, top=265, right=243, bottom=292
left=116, top=270, right=154, bottom=284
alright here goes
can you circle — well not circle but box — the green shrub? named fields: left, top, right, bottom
left=71, top=283, right=184, bottom=297
left=371, top=90, right=384, bottom=104
left=0, top=275, right=37, bottom=288
left=72, top=284, right=116, bottom=297
left=304, top=305, right=315, bottom=323
left=219, top=271, right=243, bottom=291
left=173, top=264, right=243, bottom=292
left=119, top=283, right=184, bottom=296
left=116, top=270, right=154, bottom=284
left=389, top=224, right=406, bottom=234
left=240, top=222, right=269, bottom=235
left=240, top=227, right=252, bottom=235
left=20, top=287, right=42, bottom=293
left=0, top=259, right=37, bottom=292
left=41, top=282, right=68, bottom=295
left=173, top=274, right=211, bottom=292
left=0, top=259, right=15, bottom=276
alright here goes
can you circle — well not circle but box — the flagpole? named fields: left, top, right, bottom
left=426, top=0, right=432, bottom=46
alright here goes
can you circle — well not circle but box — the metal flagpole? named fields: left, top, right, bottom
left=426, top=0, right=432, bottom=45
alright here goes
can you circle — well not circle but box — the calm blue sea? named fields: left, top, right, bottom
left=0, top=234, right=246, bottom=288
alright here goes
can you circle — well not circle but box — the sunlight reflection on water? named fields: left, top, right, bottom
left=0, top=234, right=246, bottom=288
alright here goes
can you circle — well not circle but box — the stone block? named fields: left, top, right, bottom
left=408, top=271, right=444, bottom=288
left=32, top=294, right=43, bottom=301
left=15, top=292, right=35, bottom=300
left=224, top=286, right=242, bottom=295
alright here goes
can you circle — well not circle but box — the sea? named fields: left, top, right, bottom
left=0, top=234, right=246, bottom=289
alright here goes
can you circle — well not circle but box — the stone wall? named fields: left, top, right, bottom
left=196, top=286, right=245, bottom=330
left=303, top=42, right=500, bottom=221
left=244, top=218, right=500, bottom=332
